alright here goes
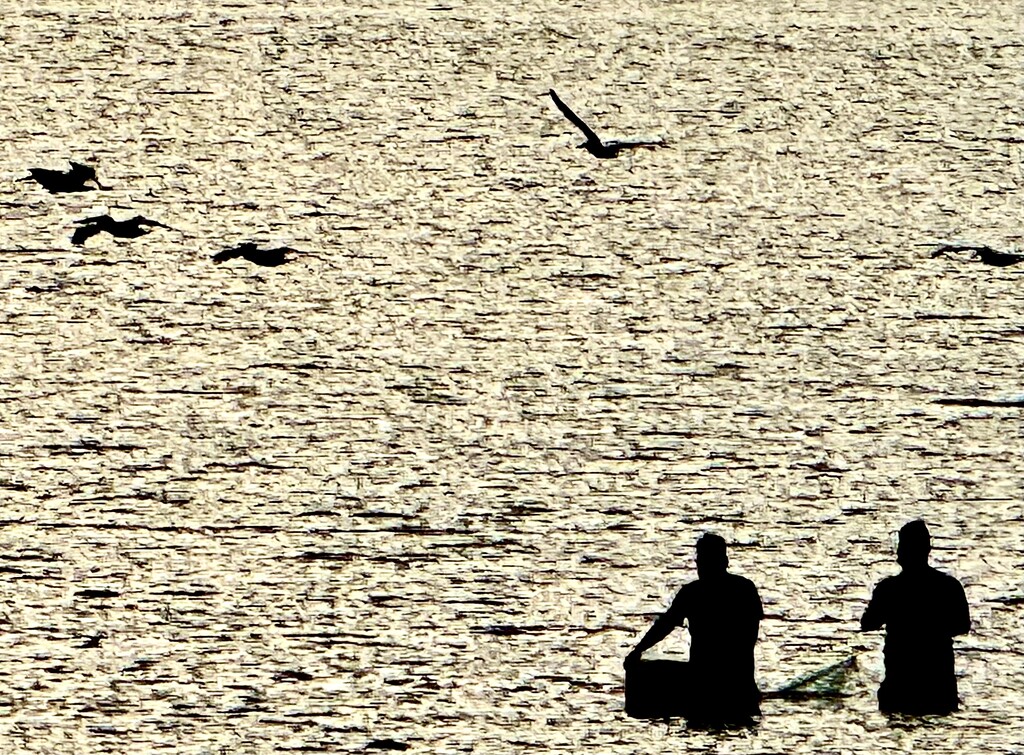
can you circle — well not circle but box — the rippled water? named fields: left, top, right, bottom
left=1, top=1, right=1022, bottom=752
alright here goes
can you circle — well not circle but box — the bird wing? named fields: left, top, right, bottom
left=71, top=224, right=103, bottom=246
left=212, top=242, right=259, bottom=262
left=549, top=89, right=602, bottom=144
left=212, top=248, right=243, bottom=263
left=133, top=216, right=170, bottom=229
left=931, top=243, right=993, bottom=259
left=976, top=248, right=1023, bottom=266
left=608, top=139, right=665, bottom=148
left=75, top=214, right=111, bottom=225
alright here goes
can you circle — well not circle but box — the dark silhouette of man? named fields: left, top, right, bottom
left=624, top=533, right=763, bottom=725
left=861, top=520, right=971, bottom=715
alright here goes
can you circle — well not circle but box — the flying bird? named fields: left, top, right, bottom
left=548, top=89, right=664, bottom=159
left=212, top=242, right=296, bottom=267
left=71, top=214, right=171, bottom=246
left=24, top=161, right=106, bottom=193
left=931, top=244, right=1024, bottom=267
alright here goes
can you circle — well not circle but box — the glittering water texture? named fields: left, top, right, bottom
left=1, top=1, right=1022, bottom=753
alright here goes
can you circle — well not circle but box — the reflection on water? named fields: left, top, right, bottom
left=1, top=0, right=1022, bottom=752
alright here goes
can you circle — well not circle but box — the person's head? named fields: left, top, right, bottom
left=695, top=533, right=729, bottom=579
left=896, top=519, right=931, bottom=569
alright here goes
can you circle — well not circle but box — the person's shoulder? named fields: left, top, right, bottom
left=667, top=579, right=700, bottom=614
left=725, top=573, right=764, bottom=617
left=671, top=579, right=700, bottom=602
left=726, top=572, right=761, bottom=594
left=929, top=566, right=966, bottom=591
left=871, top=572, right=900, bottom=595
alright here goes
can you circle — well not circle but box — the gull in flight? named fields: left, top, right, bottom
left=24, top=161, right=106, bottom=193
left=931, top=244, right=1024, bottom=267
left=72, top=214, right=170, bottom=246
left=548, top=89, right=664, bottom=159
left=212, top=242, right=296, bottom=267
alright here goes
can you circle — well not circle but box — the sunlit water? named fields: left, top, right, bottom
left=1, top=1, right=1022, bottom=752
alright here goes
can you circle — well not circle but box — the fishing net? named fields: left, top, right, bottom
left=766, top=656, right=858, bottom=700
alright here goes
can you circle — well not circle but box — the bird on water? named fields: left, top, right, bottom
left=548, top=89, right=664, bottom=159
left=212, top=242, right=296, bottom=267
left=931, top=244, right=1024, bottom=267
left=71, top=214, right=171, bottom=246
left=24, top=162, right=106, bottom=193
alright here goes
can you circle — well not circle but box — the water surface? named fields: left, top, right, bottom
left=1, top=1, right=1022, bottom=752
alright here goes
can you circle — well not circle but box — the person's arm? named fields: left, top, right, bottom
left=860, top=582, right=886, bottom=631
left=624, top=592, right=685, bottom=667
left=753, top=585, right=761, bottom=643
left=747, top=584, right=764, bottom=646
left=950, top=580, right=971, bottom=637
left=624, top=615, right=677, bottom=666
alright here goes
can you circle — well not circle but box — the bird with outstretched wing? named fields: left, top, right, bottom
left=548, top=89, right=665, bottom=159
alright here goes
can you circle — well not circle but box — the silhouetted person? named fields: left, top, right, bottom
left=24, top=161, right=105, bottom=193
left=861, top=520, right=970, bottom=715
left=548, top=89, right=664, bottom=159
left=212, top=242, right=296, bottom=267
left=71, top=214, right=170, bottom=246
left=625, top=533, right=763, bottom=725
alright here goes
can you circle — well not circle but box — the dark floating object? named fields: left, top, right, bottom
left=625, top=658, right=691, bottom=719
left=626, top=659, right=757, bottom=727
left=212, top=242, right=296, bottom=267
left=24, top=161, right=106, bottom=193
left=626, top=656, right=856, bottom=719
left=79, top=632, right=106, bottom=648
left=992, top=595, right=1024, bottom=605
left=76, top=588, right=120, bottom=600
left=365, top=740, right=409, bottom=751
left=548, top=89, right=665, bottom=159
left=274, top=669, right=314, bottom=682
left=934, top=397, right=1024, bottom=408
left=473, top=624, right=546, bottom=636
left=72, top=214, right=171, bottom=246
left=931, top=243, right=1024, bottom=267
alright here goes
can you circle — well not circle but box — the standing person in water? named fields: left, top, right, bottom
left=861, top=520, right=971, bottom=715
left=624, top=533, right=763, bottom=725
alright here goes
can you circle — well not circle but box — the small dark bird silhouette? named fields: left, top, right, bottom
left=212, top=242, right=296, bottom=267
left=931, top=244, right=1024, bottom=267
left=24, top=161, right=106, bottom=193
left=79, top=632, right=106, bottom=648
left=548, top=89, right=664, bottom=159
left=72, top=214, right=171, bottom=246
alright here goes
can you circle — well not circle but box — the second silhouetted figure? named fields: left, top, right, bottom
left=861, top=520, right=970, bottom=715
